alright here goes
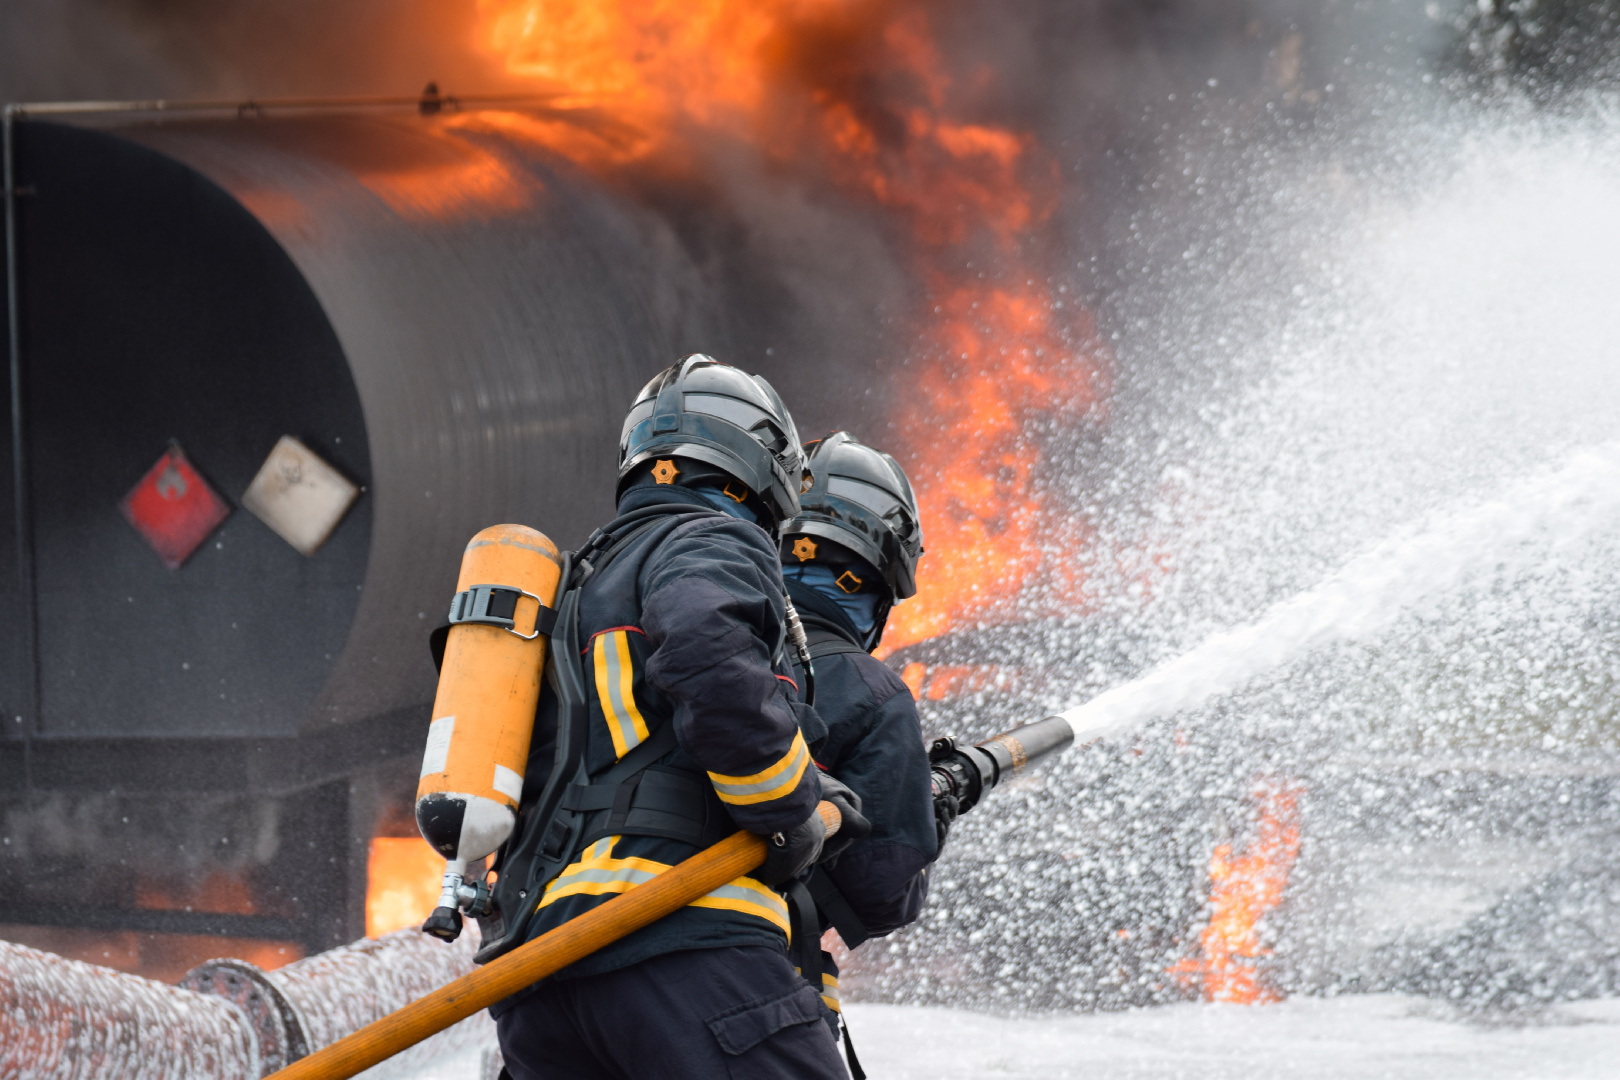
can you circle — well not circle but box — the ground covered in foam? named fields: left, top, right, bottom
left=842, top=998, right=1620, bottom=1080
left=406, top=996, right=1620, bottom=1079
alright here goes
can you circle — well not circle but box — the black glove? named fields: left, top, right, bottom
left=933, top=791, right=959, bottom=853
left=756, top=810, right=826, bottom=886
left=816, top=772, right=873, bottom=864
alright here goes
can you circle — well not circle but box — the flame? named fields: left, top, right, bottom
left=481, top=0, right=777, bottom=123
left=135, top=870, right=262, bottom=915
left=1170, top=779, right=1304, bottom=1004
left=469, top=0, right=1108, bottom=651
left=366, top=836, right=446, bottom=938
left=886, top=280, right=1101, bottom=650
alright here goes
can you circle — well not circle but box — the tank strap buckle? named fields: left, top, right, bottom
left=447, top=584, right=557, bottom=640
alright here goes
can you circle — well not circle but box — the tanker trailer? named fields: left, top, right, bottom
left=0, top=96, right=884, bottom=963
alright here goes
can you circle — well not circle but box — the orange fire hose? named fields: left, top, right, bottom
left=266, top=802, right=841, bottom=1080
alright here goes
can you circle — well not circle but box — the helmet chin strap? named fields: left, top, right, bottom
left=866, top=595, right=893, bottom=653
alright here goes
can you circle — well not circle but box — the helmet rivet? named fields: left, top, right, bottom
left=651, top=459, right=679, bottom=485
left=792, top=536, right=818, bottom=562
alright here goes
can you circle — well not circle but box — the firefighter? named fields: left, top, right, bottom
left=777, top=432, right=944, bottom=1072
left=488, top=356, right=866, bottom=1079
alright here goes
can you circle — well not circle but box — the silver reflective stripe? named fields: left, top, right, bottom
left=708, top=738, right=809, bottom=801
left=556, top=865, right=657, bottom=888
left=596, top=632, right=646, bottom=758
left=708, top=881, right=789, bottom=921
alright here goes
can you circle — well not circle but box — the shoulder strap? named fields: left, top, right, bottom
left=806, top=627, right=866, bottom=661
left=783, top=878, right=825, bottom=995
left=474, top=506, right=732, bottom=964
left=807, top=865, right=870, bottom=948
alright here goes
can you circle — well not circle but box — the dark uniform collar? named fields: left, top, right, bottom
left=616, top=482, right=723, bottom=516
left=785, top=577, right=865, bottom=648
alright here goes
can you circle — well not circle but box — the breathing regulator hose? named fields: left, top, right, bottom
left=782, top=592, right=815, bottom=706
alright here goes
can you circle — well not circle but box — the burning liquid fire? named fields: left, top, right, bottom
left=370, top=0, right=1108, bottom=971
left=1169, top=780, right=1303, bottom=1004
left=367, top=837, right=447, bottom=938
left=470, top=0, right=1107, bottom=651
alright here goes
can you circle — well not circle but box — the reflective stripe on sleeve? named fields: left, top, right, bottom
left=706, top=730, right=811, bottom=806
left=593, top=630, right=650, bottom=759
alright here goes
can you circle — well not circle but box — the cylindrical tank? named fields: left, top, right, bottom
left=416, top=523, right=562, bottom=938
left=0, top=102, right=889, bottom=950
left=1, top=113, right=718, bottom=744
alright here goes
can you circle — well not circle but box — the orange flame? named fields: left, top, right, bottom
left=366, top=836, right=446, bottom=938
left=1170, top=779, right=1304, bottom=1004
left=467, top=0, right=1107, bottom=653
left=365, top=0, right=1111, bottom=945
left=135, top=870, right=264, bottom=915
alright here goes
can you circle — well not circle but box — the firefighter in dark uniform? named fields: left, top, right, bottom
left=777, top=432, right=948, bottom=1073
left=484, top=356, right=867, bottom=1079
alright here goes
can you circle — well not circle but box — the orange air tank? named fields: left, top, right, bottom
left=415, top=524, right=561, bottom=940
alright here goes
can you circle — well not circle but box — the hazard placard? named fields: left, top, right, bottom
left=119, top=445, right=231, bottom=569
left=241, top=436, right=359, bottom=556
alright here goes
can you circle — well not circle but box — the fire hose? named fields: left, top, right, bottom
left=265, top=800, right=845, bottom=1080
left=270, top=709, right=1096, bottom=1080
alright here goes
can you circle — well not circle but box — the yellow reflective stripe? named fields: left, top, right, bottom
left=593, top=632, right=650, bottom=759
left=689, top=876, right=791, bottom=933
left=794, top=968, right=842, bottom=1012
left=593, top=636, right=626, bottom=758
left=612, top=631, right=651, bottom=750
left=538, top=838, right=788, bottom=932
left=707, top=731, right=811, bottom=806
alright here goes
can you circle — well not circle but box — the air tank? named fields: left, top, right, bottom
left=415, top=524, right=561, bottom=940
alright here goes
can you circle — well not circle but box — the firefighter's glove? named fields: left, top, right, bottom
left=933, top=791, right=960, bottom=854
left=815, top=773, right=872, bottom=866
left=757, top=810, right=826, bottom=886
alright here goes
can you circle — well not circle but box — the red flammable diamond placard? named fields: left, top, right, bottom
left=119, top=445, right=231, bottom=569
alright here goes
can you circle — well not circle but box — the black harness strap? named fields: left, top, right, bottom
left=783, top=878, right=824, bottom=993
left=807, top=866, right=871, bottom=949
left=842, top=1021, right=868, bottom=1080
left=553, top=723, right=733, bottom=850
left=787, top=876, right=868, bottom=1080
left=477, top=509, right=702, bottom=963
left=802, top=622, right=878, bottom=1077
left=805, top=627, right=866, bottom=660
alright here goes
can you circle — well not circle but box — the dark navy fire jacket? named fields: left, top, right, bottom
left=510, top=483, right=825, bottom=983
left=787, top=581, right=939, bottom=940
